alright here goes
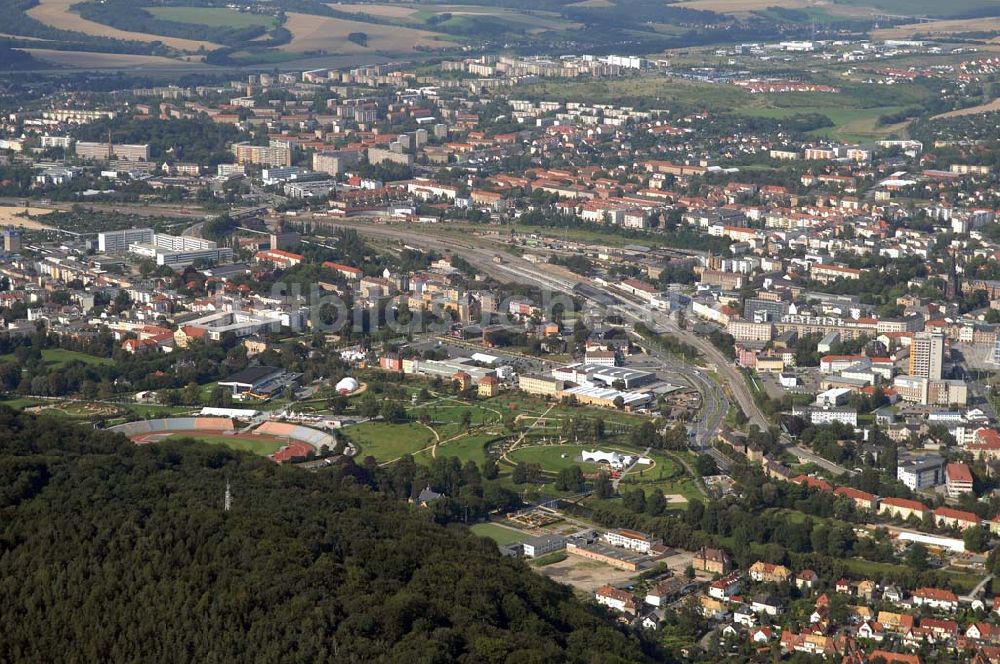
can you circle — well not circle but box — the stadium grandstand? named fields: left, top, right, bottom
left=110, top=417, right=235, bottom=437
left=111, top=417, right=336, bottom=464
left=255, top=421, right=337, bottom=463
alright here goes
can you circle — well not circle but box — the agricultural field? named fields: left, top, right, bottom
left=933, top=98, right=1000, bottom=119
left=283, top=12, right=446, bottom=53
left=335, top=3, right=422, bottom=19
left=677, top=0, right=864, bottom=15
left=0, top=207, right=54, bottom=230
left=146, top=7, right=281, bottom=30
left=874, top=16, right=1000, bottom=39
left=830, top=0, right=1000, bottom=18
left=26, top=0, right=219, bottom=51
left=20, top=49, right=206, bottom=70
left=335, top=3, right=580, bottom=34
left=163, top=433, right=285, bottom=456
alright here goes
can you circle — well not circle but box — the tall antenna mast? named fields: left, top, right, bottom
left=224, top=479, right=232, bottom=512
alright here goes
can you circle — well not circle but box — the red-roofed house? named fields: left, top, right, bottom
left=968, top=428, right=1000, bottom=461
left=834, top=486, right=877, bottom=511
left=879, top=496, right=927, bottom=521
left=946, top=462, right=974, bottom=497
left=792, top=475, right=833, bottom=492
left=121, top=337, right=158, bottom=355
left=749, top=561, right=792, bottom=584
left=255, top=249, right=304, bottom=268
left=795, top=569, right=819, bottom=591
left=595, top=585, right=637, bottom=615
left=933, top=506, right=980, bottom=531
left=322, top=261, right=363, bottom=280
left=174, top=324, right=208, bottom=348
left=913, top=587, right=959, bottom=612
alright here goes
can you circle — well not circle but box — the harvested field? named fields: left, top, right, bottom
left=284, top=11, right=446, bottom=52
left=680, top=0, right=818, bottom=11
left=933, top=98, right=1000, bottom=119
left=0, top=206, right=55, bottom=229
left=874, top=17, right=1000, bottom=41
left=22, top=48, right=201, bottom=70
left=27, top=0, right=219, bottom=51
left=678, top=0, right=870, bottom=13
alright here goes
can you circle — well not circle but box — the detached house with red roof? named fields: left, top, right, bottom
left=793, top=475, right=833, bottom=492
left=749, top=561, right=792, bottom=584
left=595, top=585, right=637, bottom=615
left=912, top=587, right=959, bottom=612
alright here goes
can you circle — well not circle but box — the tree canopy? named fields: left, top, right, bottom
left=0, top=408, right=652, bottom=663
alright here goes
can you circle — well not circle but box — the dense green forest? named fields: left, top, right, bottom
left=0, top=408, right=653, bottom=663
left=0, top=42, right=38, bottom=70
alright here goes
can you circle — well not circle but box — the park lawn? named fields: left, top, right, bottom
left=615, top=450, right=704, bottom=503
left=147, top=6, right=281, bottom=29
left=417, top=432, right=499, bottom=466
left=0, top=397, right=47, bottom=410
left=619, top=473, right=701, bottom=504
left=410, top=402, right=500, bottom=428
left=126, top=404, right=195, bottom=418
left=0, top=348, right=113, bottom=368
left=507, top=443, right=622, bottom=473
left=470, top=522, right=527, bottom=546
left=346, top=421, right=435, bottom=461
left=487, top=392, right=647, bottom=431
left=164, top=434, right=284, bottom=456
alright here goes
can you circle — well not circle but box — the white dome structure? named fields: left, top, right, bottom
left=335, top=376, right=359, bottom=394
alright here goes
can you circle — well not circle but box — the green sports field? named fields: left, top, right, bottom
left=470, top=522, right=528, bottom=546
left=164, top=434, right=284, bottom=456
